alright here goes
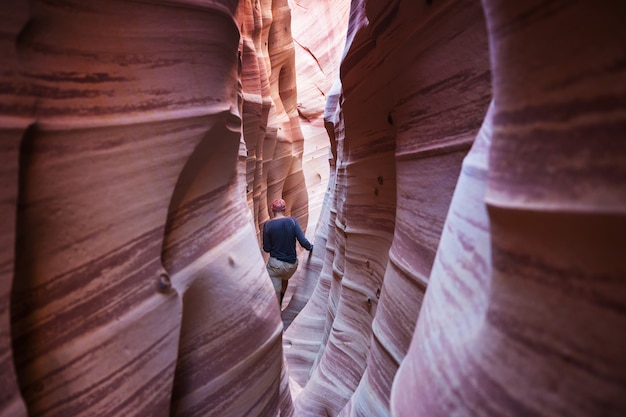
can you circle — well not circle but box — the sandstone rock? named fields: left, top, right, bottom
left=0, top=2, right=33, bottom=416
left=2, top=1, right=293, bottom=416
left=392, top=1, right=626, bottom=416
left=289, top=1, right=491, bottom=415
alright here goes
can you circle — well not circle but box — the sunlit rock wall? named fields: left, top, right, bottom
left=0, top=0, right=314, bottom=416
left=241, top=0, right=313, bottom=239
left=290, top=0, right=350, bottom=229
left=287, top=1, right=626, bottom=417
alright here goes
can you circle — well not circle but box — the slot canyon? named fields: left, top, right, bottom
left=1, top=0, right=625, bottom=416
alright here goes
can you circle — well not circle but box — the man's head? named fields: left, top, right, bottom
left=271, top=198, right=286, bottom=213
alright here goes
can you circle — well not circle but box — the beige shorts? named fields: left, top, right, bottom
left=266, top=257, right=298, bottom=291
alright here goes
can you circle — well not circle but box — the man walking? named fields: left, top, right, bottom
left=263, top=198, right=313, bottom=306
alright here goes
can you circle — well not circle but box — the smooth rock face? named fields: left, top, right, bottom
left=1, top=3, right=37, bottom=416
left=287, top=0, right=492, bottom=415
left=289, top=0, right=625, bottom=416
left=392, top=1, right=626, bottom=416
left=1, top=0, right=310, bottom=416
left=1, top=1, right=625, bottom=417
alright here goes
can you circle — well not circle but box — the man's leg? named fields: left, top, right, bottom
left=267, top=259, right=283, bottom=305
left=267, top=257, right=298, bottom=308
left=280, top=279, right=289, bottom=305
left=270, top=277, right=282, bottom=304
left=280, top=260, right=299, bottom=307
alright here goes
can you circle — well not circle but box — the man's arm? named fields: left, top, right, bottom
left=292, top=218, right=313, bottom=251
left=262, top=221, right=271, bottom=253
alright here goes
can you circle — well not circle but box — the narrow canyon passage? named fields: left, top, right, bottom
left=1, top=1, right=625, bottom=417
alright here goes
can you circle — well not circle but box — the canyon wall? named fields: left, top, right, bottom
left=392, top=1, right=626, bottom=415
left=286, top=0, right=492, bottom=415
left=1, top=0, right=317, bottom=416
left=1, top=0, right=625, bottom=417
left=288, top=0, right=625, bottom=416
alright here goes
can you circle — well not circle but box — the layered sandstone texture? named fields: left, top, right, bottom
left=392, top=1, right=626, bottom=416
left=286, top=0, right=492, bottom=414
left=1, top=1, right=626, bottom=417
left=288, top=0, right=626, bottom=416
left=0, top=0, right=324, bottom=416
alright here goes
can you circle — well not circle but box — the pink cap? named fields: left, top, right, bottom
left=271, top=198, right=286, bottom=212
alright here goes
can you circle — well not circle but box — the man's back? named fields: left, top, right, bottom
left=263, top=217, right=312, bottom=263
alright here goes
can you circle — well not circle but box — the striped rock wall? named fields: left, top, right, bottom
left=285, top=0, right=626, bottom=416
left=392, top=0, right=626, bottom=416
left=286, top=0, right=492, bottom=415
left=280, top=0, right=350, bottom=328
left=0, top=0, right=319, bottom=416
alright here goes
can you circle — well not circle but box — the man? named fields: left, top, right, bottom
left=263, top=198, right=313, bottom=306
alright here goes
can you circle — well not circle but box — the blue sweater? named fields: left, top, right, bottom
left=263, top=217, right=313, bottom=264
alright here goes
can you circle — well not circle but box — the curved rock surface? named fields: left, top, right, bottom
left=1, top=3, right=38, bottom=416
left=287, top=1, right=492, bottom=415
left=393, top=1, right=626, bottom=416
left=1, top=1, right=625, bottom=417
left=1, top=0, right=312, bottom=416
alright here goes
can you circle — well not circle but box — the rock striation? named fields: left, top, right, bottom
left=1, top=0, right=315, bottom=416
left=288, top=0, right=625, bottom=416
left=393, top=1, right=626, bottom=415
left=280, top=0, right=350, bottom=328
left=286, top=0, right=492, bottom=415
